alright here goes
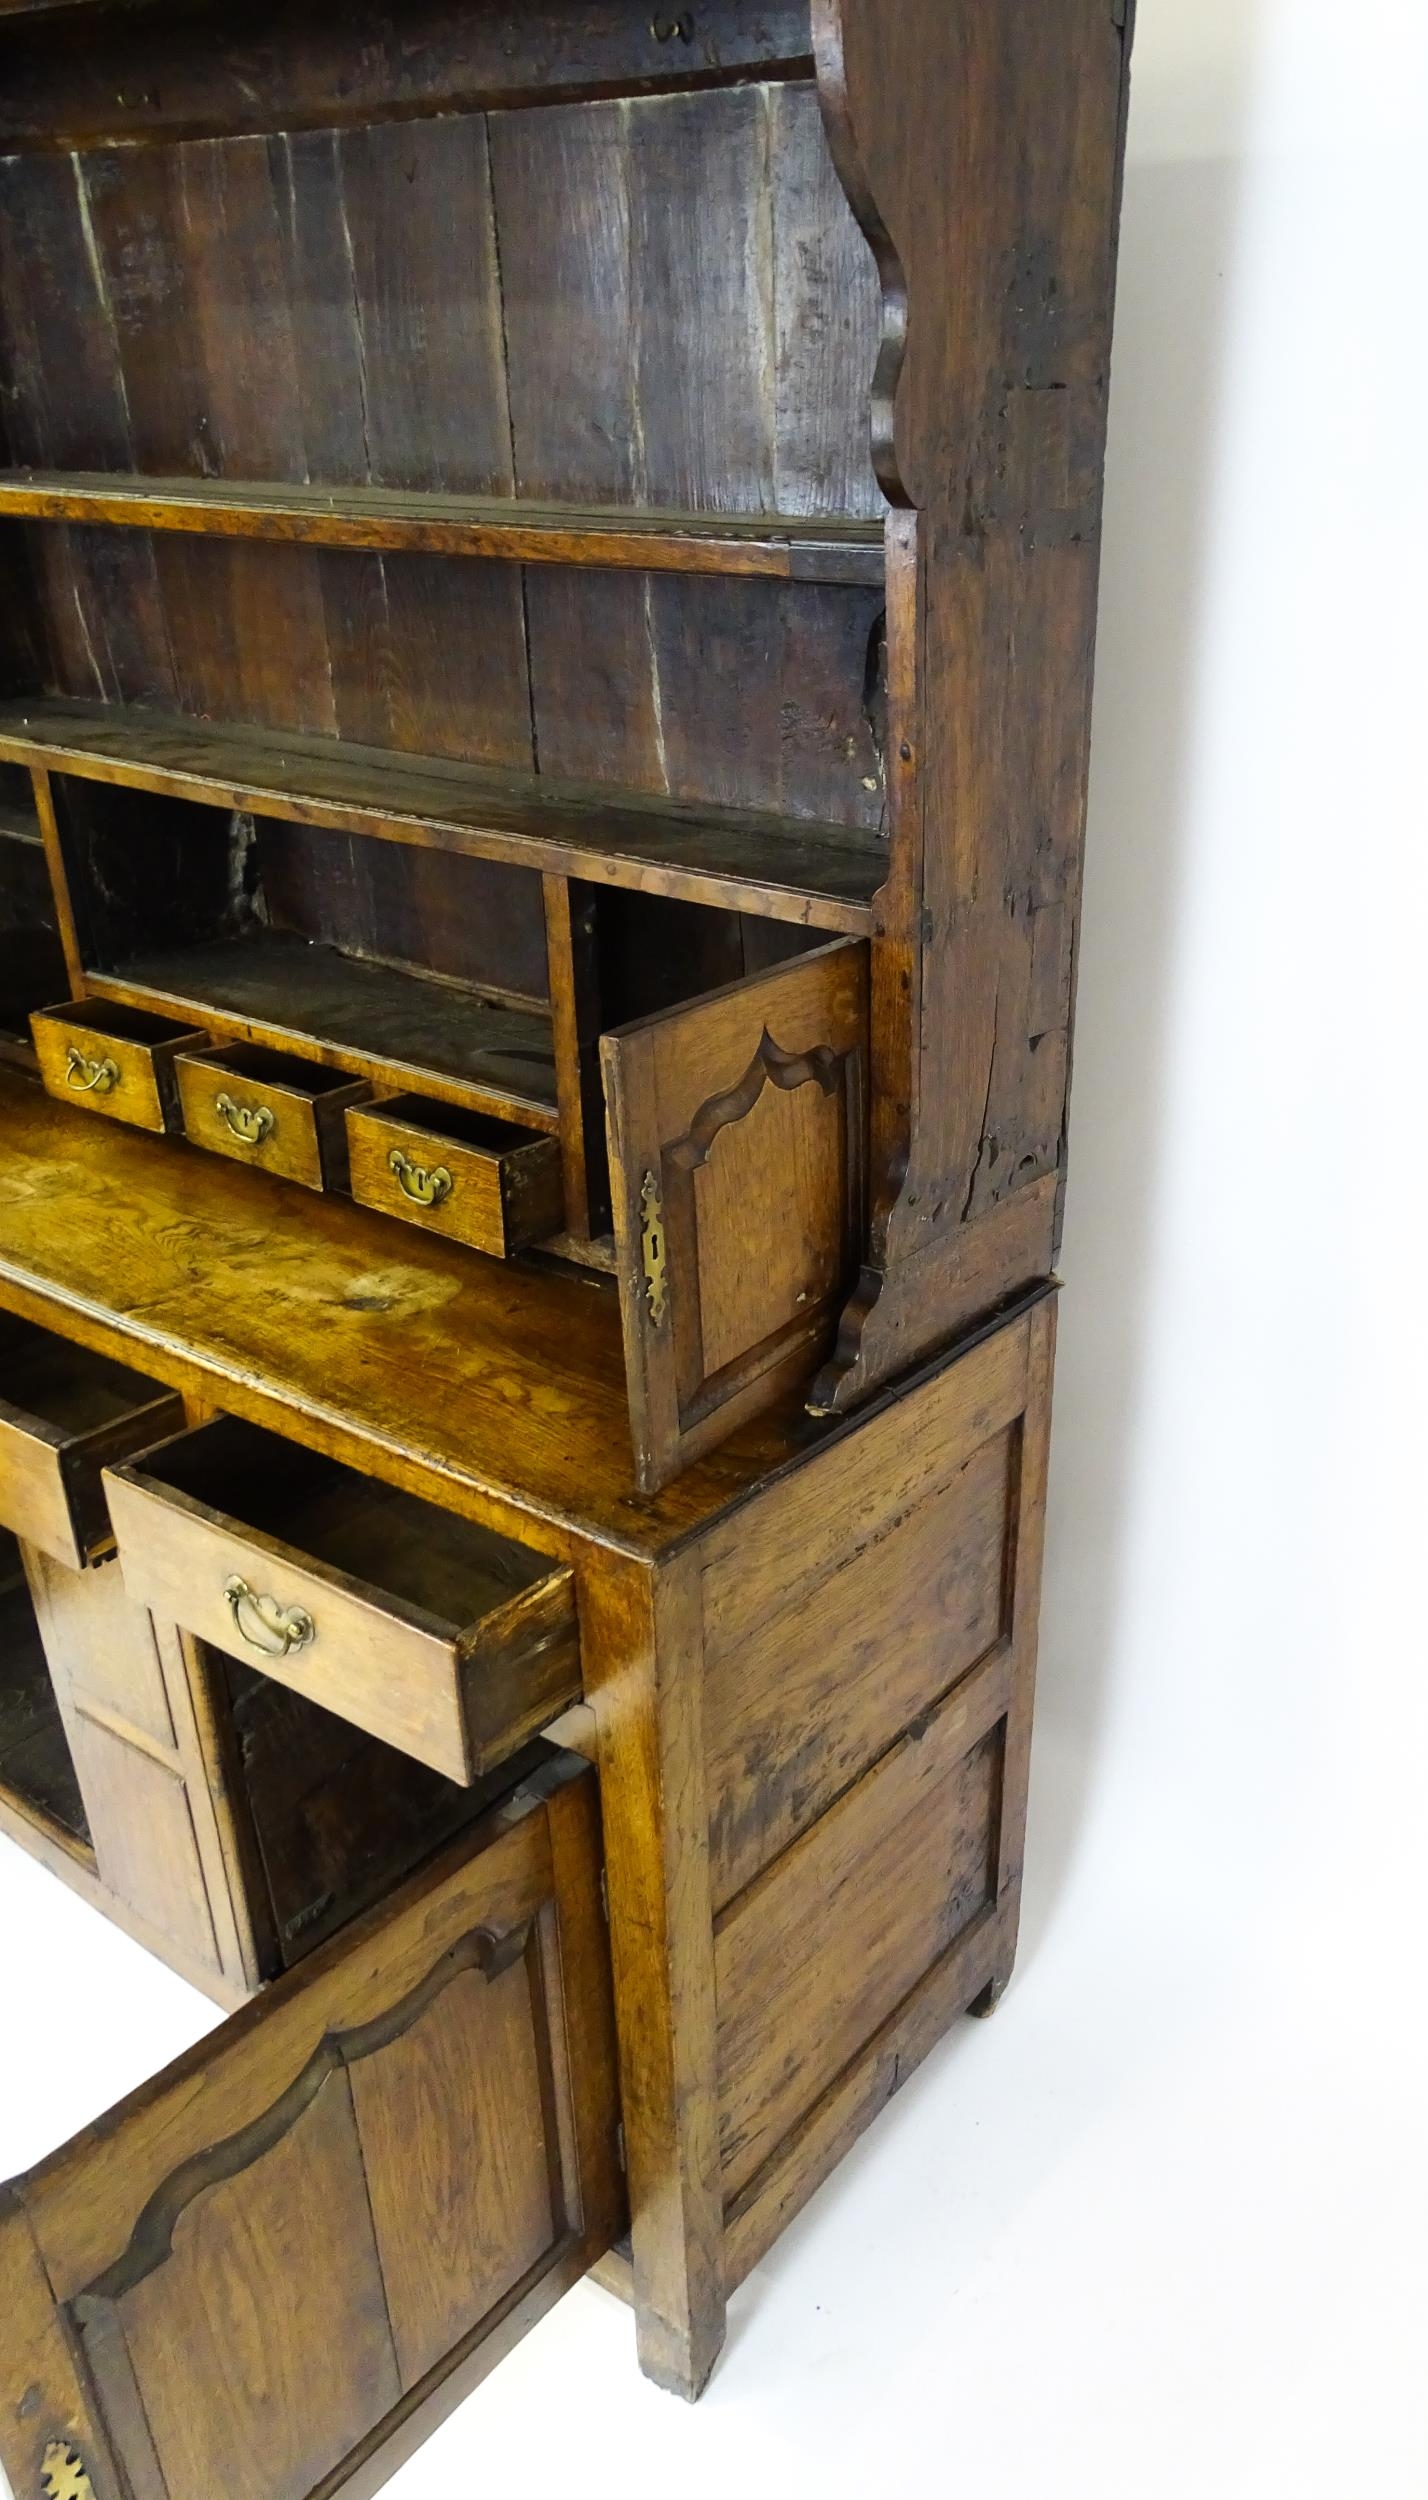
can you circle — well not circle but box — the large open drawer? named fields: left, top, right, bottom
left=104, top=1417, right=581, bottom=1784
left=0, top=1314, right=182, bottom=1570
left=0, top=1753, right=622, bottom=2500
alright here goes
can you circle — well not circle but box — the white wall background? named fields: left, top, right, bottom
left=2, top=3, right=1424, bottom=2494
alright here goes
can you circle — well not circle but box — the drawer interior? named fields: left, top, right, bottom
left=0, top=1527, right=89, bottom=1849
left=358, top=1091, right=558, bottom=1160
left=33, top=998, right=200, bottom=1051
left=0, top=1312, right=175, bottom=1441
left=137, top=1417, right=558, bottom=1628
left=181, top=1040, right=363, bottom=1104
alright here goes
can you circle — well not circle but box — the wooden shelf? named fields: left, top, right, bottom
left=0, top=1064, right=812, bottom=1558
left=0, top=802, right=41, bottom=848
left=87, top=932, right=562, bottom=1133
left=0, top=471, right=887, bottom=588
left=0, top=700, right=886, bottom=934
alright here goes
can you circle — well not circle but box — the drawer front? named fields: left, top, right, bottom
left=0, top=1759, right=622, bottom=2500
left=177, top=1046, right=369, bottom=1191
left=104, top=1425, right=581, bottom=1784
left=347, top=1095, right=565, bottom=1255
left=0, top=1318, right=184, bottom=1570
left=31, top=1002, right=202, bottom=1133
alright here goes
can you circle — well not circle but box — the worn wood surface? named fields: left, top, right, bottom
left=106, top=1415, right=581, bottom=1784
left=4, top=1760, right=622, bottom=2500
left=0, top=470, right=886, bottom=584
left=810, top=0, right=1133, bottom=1405
left=0, top=2, right=815, bottom=148
left=0, top=700, right=887, bottom=933
left=580, top=1549, right=726, bottom=2400
left=603, top=939, right=868, bottom=1491
left=701, top=1313, right=1029, bottom=1906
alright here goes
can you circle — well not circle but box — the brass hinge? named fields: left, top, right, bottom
left=639, top=1169, right=669, bottom=1328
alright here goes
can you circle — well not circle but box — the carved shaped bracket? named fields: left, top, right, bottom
left=669, top=1028, right=843, bottom=1177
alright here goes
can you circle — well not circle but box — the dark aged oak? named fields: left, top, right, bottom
left=0, top=0, right=1131, bottom=2471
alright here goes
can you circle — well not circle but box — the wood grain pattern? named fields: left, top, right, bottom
left=30, top=998, right=206, bottom=1136
left=716, top=1692, right=1005, bottom=2200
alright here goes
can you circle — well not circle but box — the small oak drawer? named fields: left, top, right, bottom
left=177, top=1042, right=369, bottom=1190
left=104, top=1416, right=581, bottom=1783
left=0, top=1312, right=183, bottom=1568
left=30, top=999, right=205, bottom=1132
left=346, top=1094, right=565, bottom=1255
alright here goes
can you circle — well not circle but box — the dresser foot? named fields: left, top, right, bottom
left=635, top=2305, right=727, bottom=2402
left=967, top=1968, right=1012, bottom=2019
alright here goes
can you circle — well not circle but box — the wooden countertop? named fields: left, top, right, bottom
left=0, top=1068, right=824, bottom=1562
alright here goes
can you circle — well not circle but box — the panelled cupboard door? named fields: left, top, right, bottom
left=602, top=938, right=869, bottom=1491
left=0, top=1757, right=622, bottom=2500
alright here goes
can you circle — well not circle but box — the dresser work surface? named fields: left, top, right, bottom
left=0, top=0, right=1131, bottom=2484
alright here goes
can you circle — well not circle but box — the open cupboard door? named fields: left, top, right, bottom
left=602, top=938, right=870, bottom=1491
left=0, top=1756, right=621, bottom=2500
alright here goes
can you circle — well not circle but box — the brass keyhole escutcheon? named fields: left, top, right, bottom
left=388, top=1147, right=453, bottom=1208
left=640, top=1169, right=669, bottom=1328
left=224, top=1574, right=316, bottom=1660
left=64, top=1046, right=119, bottom=1095
left=41, top=2440, right=96, bottom=2500
left=215, top=1091, right=275, bottom=1146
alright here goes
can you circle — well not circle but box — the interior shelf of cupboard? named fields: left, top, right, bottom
left=0, top=1062, right=812, bottom=1561
left=87, top=930, right=561, bottom=1134
left=0, top=471, right=887, bottom=587
left=0, top=701, right=887, bottom=937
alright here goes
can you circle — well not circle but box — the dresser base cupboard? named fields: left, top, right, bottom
left=0, top=0, right=1131, bottom=2477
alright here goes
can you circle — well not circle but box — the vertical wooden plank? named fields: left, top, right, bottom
left=543, top=874, right=607, bottom=1238
left=30, top=767, right=85, bottom=992
left=626, top=87, right=777, bottom=511
left=583, top=1548, right=726, bottom=2399
left=349, top=1955, right=557, bottom=2390
left=337, top=115, right=515, bottom=494
left=491, top=100, right=637, bottom=505
left=273, top=128, right=373, bottom=486
left=525, top=566, right=666, bottom=792
left=770, top=79, right=886, bottom=518
left=0, top=153, right=130, bottom=468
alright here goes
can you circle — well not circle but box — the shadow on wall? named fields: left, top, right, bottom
left=1025, top=20, right=1266, bottom=1960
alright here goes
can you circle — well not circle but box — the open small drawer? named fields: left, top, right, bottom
left=103, top=1416, right=582, bottom=1782
left=176, top=1041, right=370, bottom=1190
left=30, top=999, right=206, bottom=1132
left=346, top=1093, right=566, bottom=1255
left=0, top=1313, right=183, bottom=1568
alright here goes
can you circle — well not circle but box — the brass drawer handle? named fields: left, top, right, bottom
left=215, top=1090, right=276, bottom=1145
left=224, top=1573, right=315, bottom=1659
left=65, top=1045, right=120, bottom=1094
left=389, top=1146, right=453, bottom=1207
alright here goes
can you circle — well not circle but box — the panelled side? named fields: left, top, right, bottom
left=695, top=1295, right=1057, bottom=2282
